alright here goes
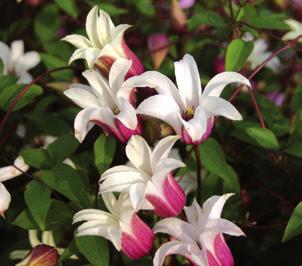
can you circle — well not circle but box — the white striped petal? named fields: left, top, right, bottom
left=61, top=34, right=92, bottom=48
left=86, top=6, right=102, bottom=47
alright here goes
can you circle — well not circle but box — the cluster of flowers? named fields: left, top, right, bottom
left=61, top=6, right=248, bottom=265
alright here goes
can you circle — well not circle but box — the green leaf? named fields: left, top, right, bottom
left=55, top=0, right=78, bottom=18
left=127, top=0, right=155, bottom=16
left=94, top=134, right=116, bottom=174
left=47, top=133, right=78, bottom=164
left=13, top=209, right=39, bottom=230
left=245, top=127, right=279, bottom=150
left=59, top=240, right=78, bottom=263
left=34, top=4, right=60, bottom=42
left=244, top=14, right=289, bottom=30
left=75, top=235, right=109, bottom=266
left=282, top=202, right=302, bottom=242
left=188, top=11, right=226, bottom=30
left=42, top=164, right=91, bottom=208
left=21, top=148, right=52, bottom=169
left=99, top=3, right=128, bottom=16
left=284, top=142, right=302, bottom=158
left=24, top=180, right=51, bottom=230
left=0, top=84, right=43, bottom=111
left=46, top=200, right=74, bottom=229
left=225, top=39, right=253, bottom=71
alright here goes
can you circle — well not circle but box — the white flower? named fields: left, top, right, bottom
left=282, top=19, right=302, bottom=42
left=121, top=54, right=250, bottom=144
left=62, top=6, right=143, bottom=76
left=99, top=135, right=186, bottom=217
left=73, top=193, right=154, bottom=259
left=153, top=194, right=245, bottom=266
left=0, top=156, right=29, bottom=216
left=64, top=58, right=140, bottom=143
left=247, top=39, right=281, bottom=72
left=0, top=40, right=40, bottom=83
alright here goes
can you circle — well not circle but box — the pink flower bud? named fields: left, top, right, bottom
left=121, top=214, right=154, bottom=259
left=16, top=244, right=59, bottom=266
left=146, top=173, right=185, bottom=217
left=148, top=33, right=170, bottom=69
left=179, top=0, right=196, bottom=9
left=170, top=0, right=187, bottom=33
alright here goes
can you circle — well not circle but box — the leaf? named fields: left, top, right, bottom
left=225, top=39, right=254, bottom=71
left=55, top=0, right=78, bottom=18
left=41, top=164, right=91, bottom=208
left=0, top=84, right=43, bottom=111
left=282, top=202, right=302, bottom=242
left=12, top=209, right=40, bottom=230
left=21, top=148, right=52, bottom=169
left=188, top=11, right=226, bottom=30
left=59, top=240, right=78, bottom=263
left=47, top=133, right=78, bottom=164
left=46, top=200, right=74, bottom=229
left=24, top=180, right=51, bottom=230
left=99, top=3, right=128, bottom=16
left=284, top=142, right=302, bottom=158
left=245, top=127, right=279, bottom=150
left=75, top=235, right=109, bottom=266
left=244, top=14, right=289, bottom=30
left=34, top=4, right=60, bottom=42
left=94, top=134, right=116, bottom=174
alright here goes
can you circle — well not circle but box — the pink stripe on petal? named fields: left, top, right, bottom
left=95, top=56, right=115, bottom=78
left=207, top=250, right=221, bottom=266
left=121, top=214, right=154, bottom=259
left=214, top=234, right=234, bottom=266
left=114, top=118, right=142, bottom=144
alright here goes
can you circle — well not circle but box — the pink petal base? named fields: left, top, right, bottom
left=206, top=234, right=234, bottom=266
left=122, top=40, right=144, bottom=78
left=146, top=173, right=185, bottom=217
left=181, top=117, right=214, bottom=145
left=121, top=214, right=154, bottom=259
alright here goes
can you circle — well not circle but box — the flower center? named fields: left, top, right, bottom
left=183, top=106, right=195, bottom=121
left=113, top=107, right=120, bottom=115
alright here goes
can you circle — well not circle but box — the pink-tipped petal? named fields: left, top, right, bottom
left=121, top=214, right=154, bottom=259
left=214, top=234, right=234, bottom=266
left=207, top=250, right=220, bottom=266
left=114, top=118, right=142, bottom=144
left=122, top=40, right=144, bottom=78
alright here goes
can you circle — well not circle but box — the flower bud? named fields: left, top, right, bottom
left=148, top=33, right=170, bottom=69
left=16, top=244, right=59, bottom=266
left=179, top=0, right=196, bottom=9
left=170, top=0, right=187, bottom=33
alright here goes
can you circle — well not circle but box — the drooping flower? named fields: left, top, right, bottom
left=247, top=39, right=281, bottom=72
left=62, top=6, right=143, bottom=77
left=73, top=193, right=154, bottom=259
left=121, top=54, right=250, bottom=144
left=153, top=194, right=245, bottom=266
left=0, top=40, right=40, bottom=83
left=282, top=19, right=302, bottom=42
left=15, top=244, right=59, bottom=266
left=0, top=156, right=29, bottom=216
left=99, top=135, right=186, bottom=217
left=148, top=33, right=170, bottom=69
left=64, top=58, right=141, bottom=143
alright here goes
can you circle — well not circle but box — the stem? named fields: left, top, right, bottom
left=0, top=66, right=73, bottom=132
left=193, top=145, right=202, bottom=202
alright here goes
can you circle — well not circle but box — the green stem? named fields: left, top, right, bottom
left=193, top=145, right=202, bottom=202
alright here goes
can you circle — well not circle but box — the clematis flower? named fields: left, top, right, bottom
left=99, top=135, right=186, bottom=217
left=73, top=193, right=154, bottom=259
left=153, top=194, right=245, bottom=266
left=282, top=19, right=302, bottom=42
left=247, top=39, right=281, bottom=72
left=0, top=156, right=29, bottom=216
left=0, top=40, right=40, bottom=83
left=62, top=6, right=143, bottom=77
left=121, top=54, right=250, bottom=144
left=64, top=58, right=141, bottom=143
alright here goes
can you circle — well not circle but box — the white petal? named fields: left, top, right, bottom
left=153, top=241, right=193, bottom=266
left=101, top=192, right=118, bottom=215
left=16, top=51, right=40, bottom=73
left=64, top=85, right=100, bottom=109
left=120, top=71, right=185, bottom=108
left=201, top=96, right=242, bottom=120
left=82, top=69, right=116, bottom=108
left=69, top=47, right=102, bottom=69
left=10, top=40, right=24, bottom=66
left=98, top=43, right=121, bottom=58
left=203, top=193, right=234, bottom=220
left=97, top=9, right=115, bottom=46
left=74, top=107, right=97, bottom=142
left=99, top=166, right=147, bottom=193
left=0, top=183, right=11, bottom=215
left=178, top=105, right=208, bottom=143
left=202, top=72, right=251, bottom=99
left=86, top=6, right=102, bottom=47
left=154, top=218, right=196, bottom=243
left=151, top=135, right=180, bottom=170
left=107, top=225, right=122, bottom=250
left=89, top=107, right=116, bottom=131
left=137, top=95, right=182, bottom=135
left=129, top=182, right=146, bottom=210
left=0, top=156, right=29, bottom=182
left=109, top=58, right=132, bottom=95
left=125, top=135, right=152, bottom=174
left=174, top=54, right=201, bottom=108
left=73, top=209, right=114, bottom=224
left=116, top=97, right=138, bottom=130
left=61, top=34, right=92, bottom=48
left=206, top=218, right=245, bottom=236
left=184, top=199, right=203, bottom=228
left=110, top=24, right=131, bottom=56
left=17, top=72, right=32, bottom=84
left=0, top=41, right=11, bottom=74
